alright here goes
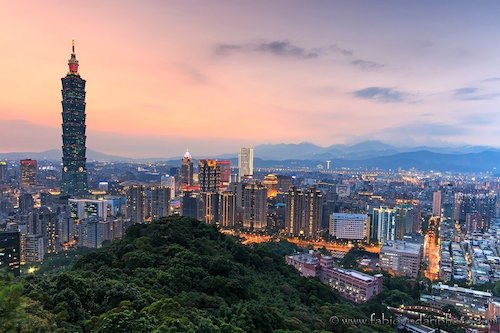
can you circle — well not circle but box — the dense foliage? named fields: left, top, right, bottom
left=4, top=216, right=405, bottom=332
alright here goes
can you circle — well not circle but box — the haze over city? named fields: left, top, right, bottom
left=1, top=0, right=500, bottom=158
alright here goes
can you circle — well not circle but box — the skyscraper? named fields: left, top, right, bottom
left=0, top=161, right=7, bottom=183
left=303, top=187, right=324, bottom=239
left=60, top=42, right=88, bottom=196
left=20, top=159, right=37, bottom=188
left=180, top=151, right=194, bottom=187
left=125, top=185, right=145, bottom=224
left=217, top=160, right=231, bottom=185
left=372, top=206, right=395, bottom=243
left=238, top=147, right=254, bottom=181
left=220, top=191, right=236, bottom=228
left=242, top=182, right=267, bottom=231
left=198, top=159, right=220, bottom=193
left=149, top=186, right=171, bottom=221
left=285, top=186, right=304, bottom=236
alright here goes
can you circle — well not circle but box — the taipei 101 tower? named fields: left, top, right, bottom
left=60, top=41, right=88, bottom=196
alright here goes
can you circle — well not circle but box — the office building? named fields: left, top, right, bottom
left=379, top=241, right=423, bottom=278
left=60, top=43, right=88, bottom=196
left=330, top=213, right=369, bottom=241
left=242, top=182, right=267, bottom=230
left=20, top=159, right=37, bottom=188
left=198, top=159, right=220, bottom=193
left=180, top=151, right=194, bottom=187
left=0, top=231, right=21, bottom=276
left=238, top=147, right=254, bottom=181
left=220, top=191, right=237, bottom=228
left=125, top=185, right=145, bottom=223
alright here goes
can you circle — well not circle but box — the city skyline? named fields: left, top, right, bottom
left=2, top=1, right=500, bottom=157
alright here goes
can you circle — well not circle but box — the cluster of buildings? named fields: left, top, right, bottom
left=1, top=44, right=500, bottom=316
left=285, top=251, right=383, bottom=303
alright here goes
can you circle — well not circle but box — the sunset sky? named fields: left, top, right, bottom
left=1, top=1, right=500, bottom=157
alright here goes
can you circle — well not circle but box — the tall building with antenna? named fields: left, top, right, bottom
left=60, top=41, right=88, bottom=196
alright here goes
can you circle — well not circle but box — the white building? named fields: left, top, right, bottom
left=380, top=240, right=423, bottom=278
left=330, top=213, right=369, bottom=241
left=238, top=147, right=254, bottom=181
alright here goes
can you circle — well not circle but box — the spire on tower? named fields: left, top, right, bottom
left=68, top=40, right=79, bottom=75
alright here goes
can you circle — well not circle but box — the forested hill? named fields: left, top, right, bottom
left=12, top=217, right=397, bottom=333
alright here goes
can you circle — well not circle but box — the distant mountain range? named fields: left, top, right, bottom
left=1, top=141, right=499, bottom=172
left=0, top=149, right=131, bottom=162
left=251, top=140, right=498, bottom=160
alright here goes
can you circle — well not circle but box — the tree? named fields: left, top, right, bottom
left=0, top=272, right=27, bottom=332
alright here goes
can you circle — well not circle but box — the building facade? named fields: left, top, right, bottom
left=379, top=240, right=423, bottom=278
left=198, top=159, right=220, bottom=193
left=20, top=159, right=37, bottom=188
left=60, top=43, right=88, bottom=196
left=330, top=213, right=369, bottom=241
left=238, top=147, right=254, bottom=181
left=242, top=182, right=267, bottom=230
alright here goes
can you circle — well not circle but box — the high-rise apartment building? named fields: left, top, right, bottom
left=432, top=191, right=442, bottom=217
left=60, top=42, right=88, bottom=196
left=198, top=159, right=220, bottom=193
left=217, top=160, right=231, bottom=184
left=371, top=206, right=395, bottom=243
left=125, top=185, right=145, bottom=223
left=198, top=192, right=219, bottom=224
left=24, top=234, right=44, bottom=264
left=394, top=205, right=414, bottom=241
left=242, top=182, right=267, bottom=230
left=20, top=159, right=37, bottom=188
left=220, top=191, right=236, bottom=228
left=285, top=186, right=304, bottom=236
left=0, top=161, right=7, bottom=183
left=285, top=186, right=323, bottom=239
left=263, top=174, right=279, bottom=198
left=149, top=186, right=171, bottom=221
left=180, top=151, right=194, bottom=187
left=181, top=191, right=198, bottom=219
left=238, top=147, right=254, bottom=181
left=304, top=187, right=324, bottom=239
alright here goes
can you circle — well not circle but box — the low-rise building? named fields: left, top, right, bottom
left=420, top=283, right=496, bottom=319
left=286, top=251, right=383, bottom=303
left=379, top=240, right=422, bottom=278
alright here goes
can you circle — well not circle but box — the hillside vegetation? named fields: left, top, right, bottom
left=3, top=216, right=400, bottom=332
